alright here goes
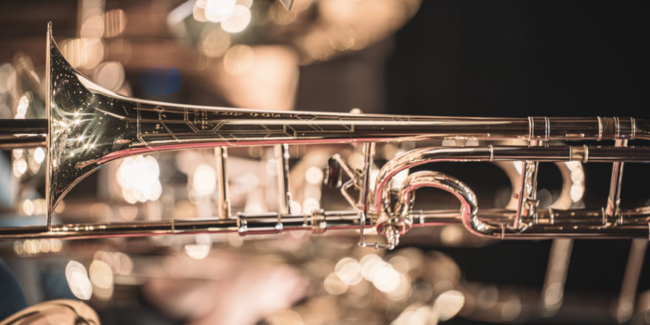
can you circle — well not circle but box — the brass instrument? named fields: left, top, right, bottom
left=0, top=300, right=99, bottom=325
left=1, top=23, right=650, bottom=250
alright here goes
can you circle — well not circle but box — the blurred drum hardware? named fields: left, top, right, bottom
left=0, top=23, right=649, bottom=251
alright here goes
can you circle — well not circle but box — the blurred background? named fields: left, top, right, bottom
left=0, top=0, right=649, bottom=324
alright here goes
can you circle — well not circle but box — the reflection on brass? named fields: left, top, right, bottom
left=0, top=299, right=99, bottom=325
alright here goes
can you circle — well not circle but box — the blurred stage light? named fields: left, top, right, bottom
left=221, top=5, right=251, bottom=33
left=66, top=261, right=93, bottom=300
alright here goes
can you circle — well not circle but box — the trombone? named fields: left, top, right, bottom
left=1, top=23, right=649, bottom=249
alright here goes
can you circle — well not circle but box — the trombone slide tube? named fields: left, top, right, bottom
left=1, top=207, right=649, bottom=241
left=0, top=210, right=364, bottom=240
left=0, top=119, right=48, bottom=135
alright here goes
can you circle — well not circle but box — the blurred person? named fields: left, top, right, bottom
left=142, top=252, right=307, bottom=325
left=0, top=259, right=28, bottom=320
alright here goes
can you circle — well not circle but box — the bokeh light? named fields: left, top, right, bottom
left=221, top=5, right=251, bottom=33
left=200, top=28, right=231, bottom=58
left=324, top=273, right=348, bottom=295
left=392, top=303, right=438, bottom=325
left=335, top=257, right=362, bottom=285
left=0, top=63, right=15, bottom=93
left=223, top=45, right=255, bottom=76
left=14, top=92, right=31, bottom=119
left=117, top=155, right=162, bottom=203
left=302, top=197, right=320, bottom=214
left=570, top=183, right=584, bottom=203
left=34, top=147, right=45, bottom=164
left=433, top=290, right=465, bottom=321
left=185, top=234, right=212, bottom=260
left=60, top=38, right=105, bottom=70
left=94, top=61, right=125, bottom=91
left=566, top=161, right=585, bottom=203
left=66, top=261, right=93, bottom=300
left=205, top=0, right=236, bottom=22
left=13, top=157, right=27, bottom=177
left=90, top=261, right=113, bottom=287
left=104, top=9, right=127, bottom=38
left=22, top=200, right=34, bottom=215
left=192, top=164, right=217, bottom=195
left=95, top=251, right=134, bottom=276
left=81, top=13, right=105, bottom=39
left=305, top=166, right=324, bottom=185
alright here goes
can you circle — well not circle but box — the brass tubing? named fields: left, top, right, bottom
left=357, top=143, right=376, bottom=247
left=606, top=139, right=628, bottom=217
left=0, top=210, right=364, bottom=240
left=1, top=207, right=649, bottom=241
left=375, top=146, right=650, bottom=216
left=410, top=208, right=650, bottom=227
left=0, top=119, right=48, bottom=135
left=1, top=117, right=649, bottom=146
left=0, top=136, right=46, bottom=149
left=215, top=147, right=231, bottom=219
left=275, top=143, right=292, bottom=214
left=2, top=118, right=650, bottom=143
left=374, top=146, right=650, bottom=239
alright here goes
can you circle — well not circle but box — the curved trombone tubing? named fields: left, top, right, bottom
left=0, top=23, right=650, bottom=246
left=374, top=146, right=650, bottom=240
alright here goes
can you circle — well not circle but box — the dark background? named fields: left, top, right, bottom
left=387, top=1, right=649, bottom=118
left=384, top=2, right=649, bottom=324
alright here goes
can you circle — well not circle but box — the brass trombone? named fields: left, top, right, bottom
left=1, top=23, right=649, bottom=249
